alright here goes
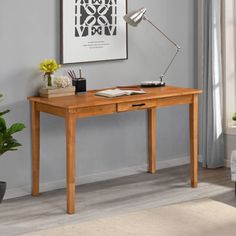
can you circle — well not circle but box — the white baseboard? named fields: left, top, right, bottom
left=5, top=156, right=191, bottom=200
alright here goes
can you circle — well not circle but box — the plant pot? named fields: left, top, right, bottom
left=0, top=181, right=6, bottom=203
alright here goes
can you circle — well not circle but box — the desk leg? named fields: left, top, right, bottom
left=65, top=112, right=76, bottom=214
left=148, top=108, right=157, bottom=174
left=31, top=102, right=40, bottom=196
left=189, top=95, right=198, bottom=188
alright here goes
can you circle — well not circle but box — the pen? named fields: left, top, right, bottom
left=79, top=68, right=82, bottom=79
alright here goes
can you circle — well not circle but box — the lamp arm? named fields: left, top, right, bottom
left=143, top=16, right=180, bottom=82
left=160, top=48, right=180, bottom=82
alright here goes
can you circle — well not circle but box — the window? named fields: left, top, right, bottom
left=222, top=0, right=236, bottom=135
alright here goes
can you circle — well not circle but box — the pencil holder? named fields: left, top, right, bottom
left=73, top=78, right=86, bottom=93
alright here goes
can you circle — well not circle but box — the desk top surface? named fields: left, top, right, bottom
left=28, top=86, right=202, bottom=109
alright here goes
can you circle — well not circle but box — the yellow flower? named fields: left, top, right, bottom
left=39, top=59, right=61, bottom=74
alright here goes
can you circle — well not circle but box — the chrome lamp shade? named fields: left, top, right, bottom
left=123, top=8, right=146, bottom=27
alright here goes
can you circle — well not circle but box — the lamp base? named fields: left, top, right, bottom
left=140, top=81, right=166, bottom=88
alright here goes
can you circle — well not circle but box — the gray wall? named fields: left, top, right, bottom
left=0, top=0, right=196, bottom=192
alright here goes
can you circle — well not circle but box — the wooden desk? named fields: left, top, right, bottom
left=28, top=86, right=202, bottom=214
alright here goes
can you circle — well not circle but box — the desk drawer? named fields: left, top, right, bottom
left=117, top=99, right=157, bottom=112
left=76, top=104, right=116, bottom=118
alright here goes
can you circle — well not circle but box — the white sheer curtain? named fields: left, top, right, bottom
left=198, top=0, right=224, bottom=168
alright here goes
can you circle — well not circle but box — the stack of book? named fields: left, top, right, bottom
left=39, top=86, right=75, bottom=98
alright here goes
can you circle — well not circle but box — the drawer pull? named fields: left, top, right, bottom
left=117, top=99, right=157, bottom=112
left=132, top=103, right=146, bottom=107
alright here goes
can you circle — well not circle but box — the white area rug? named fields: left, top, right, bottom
left=23, top=199, right=236, bottom=236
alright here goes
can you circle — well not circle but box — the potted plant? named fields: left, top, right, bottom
left=0, top=94, right=25, bottom=203
left=233, top=113, right=236, bottom=124
left=39, top=59, right=61, bottom=87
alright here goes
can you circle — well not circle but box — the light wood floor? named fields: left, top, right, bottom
left=0, top=165, right=235, bottom=236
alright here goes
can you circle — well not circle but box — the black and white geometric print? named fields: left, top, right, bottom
left=75, top=0, right=117, bottom=37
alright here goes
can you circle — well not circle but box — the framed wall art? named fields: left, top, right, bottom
left=61, top=0, right=128, bottom=64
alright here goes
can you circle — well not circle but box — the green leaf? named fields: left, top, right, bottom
left=0, top=109, right=10, bottom=116
left=7, top=123, right=26, bottom=135
left=233, top=113, right=236, bottom=121
left=0, top=104, right=25, bottom=156
left=0, top=117, right=6, bottom=133
left=9, top=142, right=22, bottom=150
left=0, top=133, right=3, bottom=143
left=0, top=138, right=22, bottom=155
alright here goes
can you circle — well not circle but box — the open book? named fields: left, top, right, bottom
left=95, top=88, right=146, bottom=98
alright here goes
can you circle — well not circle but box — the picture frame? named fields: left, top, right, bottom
left=60, top=0, right=128, bottom=64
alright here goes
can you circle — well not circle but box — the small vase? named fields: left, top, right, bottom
left=45, top=73, right=53, bottom=87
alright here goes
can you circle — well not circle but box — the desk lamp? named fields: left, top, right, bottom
left=124, top=8, right=180, bottom=87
